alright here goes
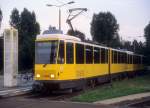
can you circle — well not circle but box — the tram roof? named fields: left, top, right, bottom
left=36, top=34, right=81, bottom=41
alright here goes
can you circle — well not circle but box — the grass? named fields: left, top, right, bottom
left=71, top=73, right=150, bottom=102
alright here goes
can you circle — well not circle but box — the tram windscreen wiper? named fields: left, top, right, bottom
left=43, top=64, right=47, bottom=67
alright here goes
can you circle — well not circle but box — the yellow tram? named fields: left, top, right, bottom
left=34, top=34, right=144, bottom=90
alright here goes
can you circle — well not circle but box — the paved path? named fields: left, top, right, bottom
left=0, top=96, right=114, bottom=108
left=94, top=92, right=150, bottom=105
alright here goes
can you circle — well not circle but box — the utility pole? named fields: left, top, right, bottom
left=46, top=1, right=75, bottom=31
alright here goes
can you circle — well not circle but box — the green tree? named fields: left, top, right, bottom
left=20, top=8, right=40, bottom=70
left=10, top=8, right=40, bottom=70
left=144, top=22, right=150, bottom=50
left=67, top=29, right=85, bottom=41
left=144, top=22, right=150, bottom=64
left=10, top=8, right=20, bottom=29
left=132, top=40, right=139, bottom=53
left=123, top=41, right=132, bottom=51
left=90, top=12, right=119, bottom=46
left=110, top=33, right=122, bottom=48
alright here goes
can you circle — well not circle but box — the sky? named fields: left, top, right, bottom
left=0, top=0, right=150, bottom=41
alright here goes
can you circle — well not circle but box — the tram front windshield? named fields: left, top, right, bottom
left=35, top=40, right=58, bottom=64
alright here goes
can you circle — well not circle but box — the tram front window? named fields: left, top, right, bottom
left=35, top=41, right=58, bottom=64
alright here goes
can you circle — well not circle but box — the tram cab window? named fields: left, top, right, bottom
left=101, top=48, right=106, bottom=63
left=76, top=43, right=84, bottom=64
left=66, top=42, right=74, bottom=64
left=94, top=47, right=100, bottom=63
left=57, top=40, right=64, bottom=64
left=86, top=46, right=93, bottom=64
left=35, top=40, right=58, bottom=64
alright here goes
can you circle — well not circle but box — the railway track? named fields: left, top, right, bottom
left=19, top=83, right=110, bottom=101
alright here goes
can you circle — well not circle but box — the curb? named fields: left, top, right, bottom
left=93, top=92, right=150, bottom=105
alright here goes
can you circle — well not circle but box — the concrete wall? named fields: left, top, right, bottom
left=0, top=37, right=3, bottom=73
left=4, top=28, right=18, bottom=87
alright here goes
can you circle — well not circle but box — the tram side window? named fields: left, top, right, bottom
left=136, top=56, right=138, bottom=64
left=140, top=56, right=142, bottom=64
left=118, top=52, right=120, bottom=64
left=138, top=56, right=140, bottom=64
left=121, top=53, right=123, bottom=63
left=86, top=46, right=93, bottom=64
left=66, top=42, right=74, bottom=64
left=57, top=40, right=64, bottom=64
left=120, top=52, right=122, bottom=63
left=101, top=48, right=106, bottom=63
left=114, top=51, right=117, bottom=64
left=112, top=51, right=114, bottom=63
left=128, top=54, right=130, bottom=64
left=122, top=53, right=124, bottom=63
left=130, top=55, right=133, bottom=64
left=124, top=53, right=126, bottom=63
left=105, top=49, right=108, bottom=63
left=76, top=43, right=84, bottom=64
left=94, top=47, right=100, bottom=63
left=133, top=56, right=136, bottom=64
left=122, top=53, right=125, bottom=63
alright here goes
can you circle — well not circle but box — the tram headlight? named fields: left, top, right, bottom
left=36, top=74, right=40, bottom=78
left=50, top=74, right=55, bottom=78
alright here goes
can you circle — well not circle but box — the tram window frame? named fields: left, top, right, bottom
left=76, top=43, right=84, bottom=64
left=86, top=45, right=93, bottom=64
left=57, top=40, right=65, bottom=64
left=94, top=47, right=100, bottom=64
left=66, top=42, right=74, bottom=64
